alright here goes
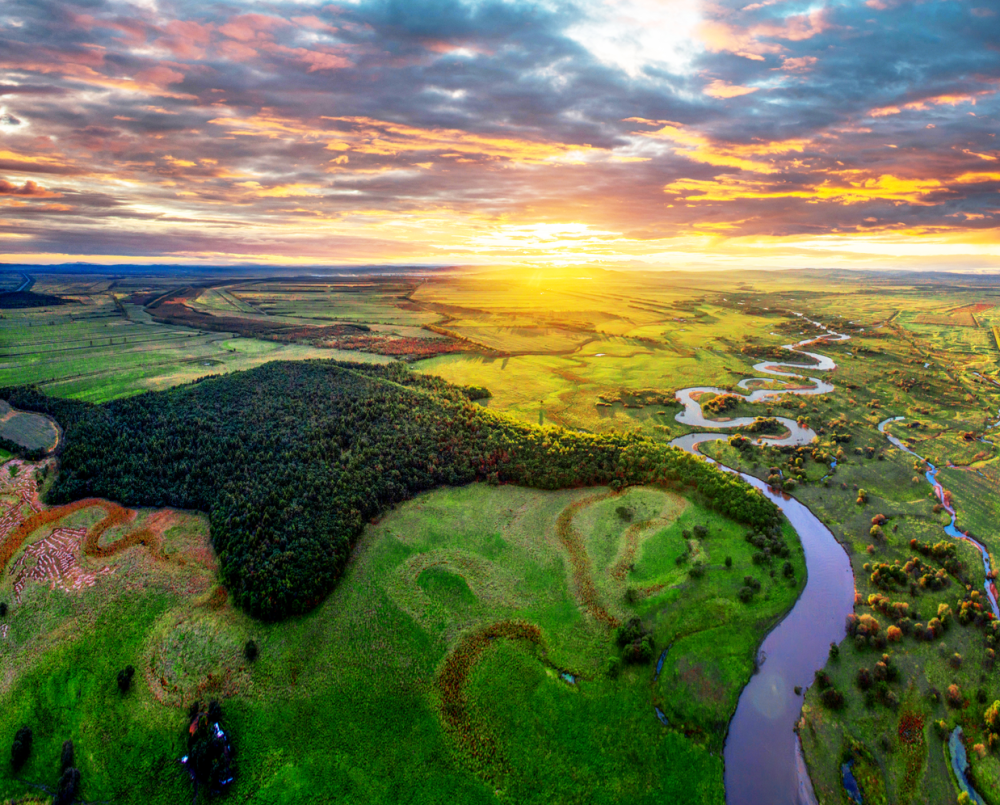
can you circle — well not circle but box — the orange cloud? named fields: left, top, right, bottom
left=135, top=66, right=185, bottom=88
left=780, top=56, right=817, bottom=72
left=0, top=179, right=62, bottom=198
left=238, top=181, right=324, bottom=197
left=704, top=80, right=759, bottom=98
left=207, top=111, right=597, bottom=164
left=699, top=9, right=831, bottom=59
left=218, top=14, right=289, bottom=43
left=869, top=89, right=997, bottom=117
left=264, top=44, right=353, bottom=72
left=631, top=122, right=812, bottom=173
left=663, top=172, right=944, bottom=205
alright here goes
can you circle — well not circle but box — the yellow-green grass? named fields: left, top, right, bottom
left=0, top=479, right=804, bottom=804
left=188, top=288, right=258, bottom=315
left=937, top=465, right=1000, bottom=559
left=230, top=285, right=437, bottom=327
left=0, top=299, right=392, bottom=402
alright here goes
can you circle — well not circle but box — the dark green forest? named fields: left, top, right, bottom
left=2, top=361, right=778, bottom=619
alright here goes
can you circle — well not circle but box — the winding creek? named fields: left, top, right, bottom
left=669, top=319, right=858, bottom=805
left=668, top=315, right=998, bottom=803
left=877, top=416, right=1000, bottom=617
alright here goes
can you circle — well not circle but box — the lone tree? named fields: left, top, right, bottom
left=11, top=725, right=31, bottom=770
left=244, top=639, right=258, bottom=663
left=61, top=740, right=74, bottom=771
left=55, top=767, right=81, bottom=805
left=117, top=665, right=135, bottom=694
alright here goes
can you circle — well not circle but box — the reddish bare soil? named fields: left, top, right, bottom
left=555, top=492, right=620, bottom=627
left=437, top=621, right=543, bottom=780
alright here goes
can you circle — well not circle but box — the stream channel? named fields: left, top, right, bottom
left=669, top=317, right=857, bottom=805
left=668, top=316, right=999, bottom=802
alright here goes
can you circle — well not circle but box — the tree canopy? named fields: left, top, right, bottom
left=2, top=361, right=778, bottom=620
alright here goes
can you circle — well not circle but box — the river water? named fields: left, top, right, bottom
left=877, top=417, right=999, bottom=617
left=669, top=317, right=857, bottom=805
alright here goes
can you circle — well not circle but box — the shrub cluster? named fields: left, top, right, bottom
left=11, top=725, right=31, bottom=770
left=744, top=525, right=791, bottom=568
left=117, top=665, right=135, bottom=693
left=184, top=700, right=235, bottom=796
left=702, top=394, right=740, bottom=415
left=614, top=617, right=655, bottom=664
left=738, top=575, right=762, bottom=603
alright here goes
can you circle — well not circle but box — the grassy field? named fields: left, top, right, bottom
left=0, top=296, right=391, bottom=402
left=0, top=401, right=59, bottom=451
left=0, top=458, right=802, bottom=804
left=5, top=266, right=1000, bottom=802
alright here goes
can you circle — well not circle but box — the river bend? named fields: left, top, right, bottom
left=669, top=317, right=856, bottom=805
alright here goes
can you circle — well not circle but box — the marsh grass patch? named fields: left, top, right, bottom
left=145, top=610, right=251, bottom=707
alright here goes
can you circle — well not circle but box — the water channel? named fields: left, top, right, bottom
left=669, top=318, right=857, bottom=805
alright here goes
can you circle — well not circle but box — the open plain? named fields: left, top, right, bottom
left=2, top=266, right=1000, bottom=804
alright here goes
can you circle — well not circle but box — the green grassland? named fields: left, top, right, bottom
left=6, top=267, right=1000, bottom=802
left=0, top=295, right=391, bottom=402
left=0, top=401, right=59, bottom=452
left=409, top=270, right=1000, bottom=804
left=0, top=477, right=802, bottom=804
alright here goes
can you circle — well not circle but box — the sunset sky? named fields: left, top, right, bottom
left=1, top=0, right=999, bottom=269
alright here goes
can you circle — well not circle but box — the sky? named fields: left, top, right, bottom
left=1, top=0, right=999, bottom=270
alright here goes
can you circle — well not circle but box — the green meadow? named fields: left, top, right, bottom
left=5, top=267, right=1000, bottom=803
left=0, top=473, right=803, bottom=804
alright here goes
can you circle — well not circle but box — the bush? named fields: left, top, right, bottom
left=829, top=641, right=840, bottom=660
left=117, top=665, right=135, bottom=693
left=725, top=556, right=733, bottom=568
left=61, top=740, right=73, bottom=771
left=737, top=586, right=754, bottom=603
left=614, top=617, right=645, bottom=648
left=244, top=639, right=258, bottom=662
left=623, top=636, right=655, bottom=665
left=688, top=562, right=705, bottom=579
left=55, top=767, right=81, bottom=805
left=814, top=670, right=832, bottom=690
left=857, top=667, right=872, bottom=690
left=615, top=506, right=633, bottom=522
left=946, top=684, right=964, bottom=708
left=820, top=688, right=845, bottom=710
left=0, top=602, right=7, bottom=617
left=985, top=700, right=1000, bottom=734
left=605, top=656, right=621, bottom=679
left=782, top=561, right=794, bottom=578
left=11, top=725, right=31, bottom=770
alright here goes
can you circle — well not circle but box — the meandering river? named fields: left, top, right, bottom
left=877, top=416, right=999, bottom=617
left=669, top=318, right=857, bottom=805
